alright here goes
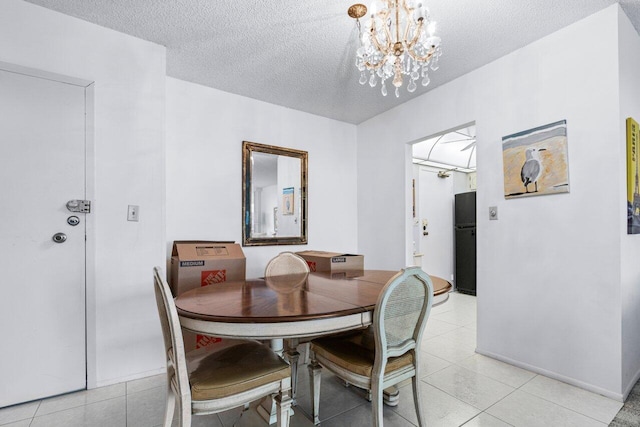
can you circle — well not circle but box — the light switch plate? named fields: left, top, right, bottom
left=127, top=205, right=139, bottom=222
left=489, top=206, right=498, bottom=220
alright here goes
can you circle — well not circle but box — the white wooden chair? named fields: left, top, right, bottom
left=308, top=267, right=434, bottom=426
left=264, top=251, right=310, bottom=277
left=263, top=252, right=310, bottom=404
left=153, top=267, right=292, bottom=427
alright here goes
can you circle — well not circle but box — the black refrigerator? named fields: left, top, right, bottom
left=454, top=192, right=476, bottom=295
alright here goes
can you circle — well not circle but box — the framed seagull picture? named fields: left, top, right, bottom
left=502, top=120, right=570, bottom=199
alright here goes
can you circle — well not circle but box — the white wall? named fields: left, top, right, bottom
left=359, top=5, right=627, bottom=397
left=455, top=171, right=475, bottom=194
left=618, top=7, right=640, bottom=397
left=413, top=165, right=457, bottom=281
left=411, top=163, right=472, bottom=280
left=166, top=78, right=358, bottom=278
left=0, top=1, right=167, bottom=386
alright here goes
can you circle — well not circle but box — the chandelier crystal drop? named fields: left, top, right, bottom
left=348, top=0, right=442, bottom=97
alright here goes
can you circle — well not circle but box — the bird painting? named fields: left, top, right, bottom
left=520, top=148, right=546, bottom=193
left=502, top=119, right=570, bottom=199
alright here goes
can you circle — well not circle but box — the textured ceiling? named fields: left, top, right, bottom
left=24, top=0, right=640, bottom=124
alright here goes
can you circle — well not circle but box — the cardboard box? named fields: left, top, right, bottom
left=170, top=240, right=246, bottom=296
left=170, top=241, right=246, bottom=351
left=296, top=250, right=364, bottom=272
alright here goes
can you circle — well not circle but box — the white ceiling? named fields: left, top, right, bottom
left=24, top=0, right=640, bottom=124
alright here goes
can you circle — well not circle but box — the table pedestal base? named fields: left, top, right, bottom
left=383, top=386, right=400, bottom=406
left=360, top=384, right=400, bottom=406
left=257, top=395, right=294, bottom=425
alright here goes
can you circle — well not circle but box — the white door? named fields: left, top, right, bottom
left=418, top=168, right=454, bottom=280
left=0, top=67, right=87, bottom=407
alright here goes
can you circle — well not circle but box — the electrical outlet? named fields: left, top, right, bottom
left=127, top=205, right=139, bottom=222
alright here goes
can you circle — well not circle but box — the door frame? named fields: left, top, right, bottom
left=0, top=61, right=97, bottom=390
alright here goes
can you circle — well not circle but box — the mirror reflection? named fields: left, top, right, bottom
left=242, top=141, right=308, bottom=246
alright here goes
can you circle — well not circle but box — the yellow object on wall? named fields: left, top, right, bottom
left=627, top=117, right=640, bottom=234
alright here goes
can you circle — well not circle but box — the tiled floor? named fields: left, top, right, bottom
left=0, top=292, right=624, bottom=426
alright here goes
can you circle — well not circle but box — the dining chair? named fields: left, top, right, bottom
left=307, top=266, right=434, bottom=426
left=153, top=267, right=293, bottom=427
left=264, top=251, right=310, bottom=277
left=264, top=251, right=310, bottom=404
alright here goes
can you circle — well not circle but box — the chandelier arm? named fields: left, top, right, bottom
left=395, top=0, right=401, bottom=43
left=406, top=48, right=435, bottom=63
left=363, top=58, right=387, bottom=70
left=400, top=0, right=413, bottom=16
left=377, top=9, right=393, bottom=51
left=401, top=0, right=415, bottom=46
left=406, top=19, right=424, bottom=51
left=370, top=26, right=391, bottom=57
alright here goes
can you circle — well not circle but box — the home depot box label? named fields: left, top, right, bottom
left=296, top=250, right=364, bottom=272
left=170, top=241, right=246, bottom=350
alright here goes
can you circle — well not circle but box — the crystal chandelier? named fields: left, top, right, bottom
left=348, top=1, right=442, bottom=97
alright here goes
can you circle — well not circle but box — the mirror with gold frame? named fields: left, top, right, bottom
left=242, top=141, right=308, bottom=246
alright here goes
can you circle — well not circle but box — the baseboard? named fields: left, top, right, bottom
left=475, top=347, right=624, bottom=402
left=92, top=366, right=166, bottom=389
left=622, top=367, right=640, bottom=401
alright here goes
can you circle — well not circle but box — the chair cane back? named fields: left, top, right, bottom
left=308, top=266, right=434, bottom=426
left=153, top=267, right=292, bottom=427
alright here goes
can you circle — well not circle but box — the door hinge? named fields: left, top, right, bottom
left=66, top=200, right=91, bottom=213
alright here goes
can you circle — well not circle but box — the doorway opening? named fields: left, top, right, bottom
left=411, top=123, right=477, bottom=295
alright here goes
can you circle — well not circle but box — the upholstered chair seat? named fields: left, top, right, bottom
left=310, top=334, right=414, bottom=377
left=186, top=342, right=291, bottom=400
left=308, top=267, right=434, bottom=426
left=153, top=267, right=292, bottom=427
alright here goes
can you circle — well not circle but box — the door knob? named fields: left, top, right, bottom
left=52, top=233, right=67, bottom=244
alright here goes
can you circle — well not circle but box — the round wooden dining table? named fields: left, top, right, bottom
left=174, top=269, right=452, bottom=422
left=175, top=270, right=451, bottom=341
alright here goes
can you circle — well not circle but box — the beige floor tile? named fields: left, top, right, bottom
left=0, top=400, right=40, bottom=425
left=520, top=375, right=623, bottom=424
left=126, top=373, right=166, bottom=395
left=295, top=372, right=370, bottom=424
left=486, top=390, right=607, bottom=427
left=35, top=383, right=125, bottom=416
left=205, top=405, right=243, bottom=427
left=418, top=351, right=453, bottom=378
left=438, top=293, right=477, bottom=311
left=462, top=412, right=514, bottom=426
left=431, top=309, right=477, bottom=327
left=456, top=354, right=536, bottom=388
left=424, top=365, right=515, bottom=410
left=319, top=401, right=415, bottom=427
left=391, top=381, right=480, bottom=426
left=127, top=386, right=168, bottom=427
left=440, top=325, right=477, bottom=347
left=422, top=334, right=477, bottom=363
left=424, top=318, right=464, bottom=339
left=0, top=420, right=31, bottom=427
left=31, top=396, right=126, bottom=427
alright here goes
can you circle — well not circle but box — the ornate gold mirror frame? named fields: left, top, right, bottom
left=242, top=141, right=308, bottom=246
